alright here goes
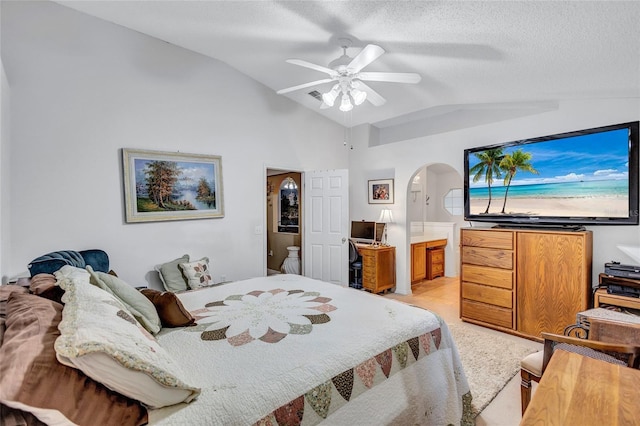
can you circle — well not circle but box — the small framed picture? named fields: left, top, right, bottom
left=368, top=179, right=394, bottom=204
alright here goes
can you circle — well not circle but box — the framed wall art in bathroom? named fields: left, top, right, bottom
left=122, top=148, right=224, bottom=223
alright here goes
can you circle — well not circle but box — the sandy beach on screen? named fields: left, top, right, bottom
left=470, top=196, right=629, bottom=217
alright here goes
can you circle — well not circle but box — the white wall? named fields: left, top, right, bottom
left=350, top=99, right=640, bottom=294
left=1, top=2, right=347, bottom=287
left=0, top=59, right=10, bottom=283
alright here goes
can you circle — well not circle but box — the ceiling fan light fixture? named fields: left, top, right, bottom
left=351, top=88, right=367, bottom=106
left=339, top=94, right=353, bottom=112
left=322, top=85, right=340, bottom=107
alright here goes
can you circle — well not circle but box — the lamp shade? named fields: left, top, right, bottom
left=322, top=84, right=340, bottom=107
left=378, top=208, right=394, bottom=224
left=351, top=88, right=367, bottom=105
left=339, top=94, right=353, bottom=112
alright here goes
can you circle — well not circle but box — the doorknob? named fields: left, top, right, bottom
left=342, top=237, right=347, bottom=243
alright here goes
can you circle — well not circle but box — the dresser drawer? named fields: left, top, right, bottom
left=461, top=229, right=513, bottom=250
left=461, top=264, right=513, bottom=289
left=432, top=262, right=444, bottom=273
left=462, top=282, right=513, bottom=308
left=461, top=299, right=513, bottom=329
left=430, top=250, right=444, bottom=263
left=362, top=255, right=376, bottom=268
left=362, top=268, right=376, bottom=281
left=461, top=246, right=513, bottom=269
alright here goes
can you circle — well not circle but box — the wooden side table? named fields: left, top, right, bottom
left=521, top=350, right=640, bottom=425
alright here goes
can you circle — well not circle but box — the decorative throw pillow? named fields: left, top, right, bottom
left=155, top=254, right=190, bottom=293
left=86, top=265, right=161, bottom=335
left=140, top=288, right=195, bottom=328
left=0, top=291, right=148, bottom=426
left=54, top=266, right=201, bottom=409
left=28, top=273, right=56, bottom=294
left=29, top=273, right=65, bottom=305
left=179, top=257, right=213, bottom=289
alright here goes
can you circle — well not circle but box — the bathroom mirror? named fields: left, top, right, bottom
left=278, top=177, right=299, bottom=233
left=443, top=188, right=463, bottom=216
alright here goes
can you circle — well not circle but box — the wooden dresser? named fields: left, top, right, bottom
left=460, top=229, right=515, bottom=329
left=359, top=245, right=396, bottom=294
left=460, top=228, right=592, bottom=340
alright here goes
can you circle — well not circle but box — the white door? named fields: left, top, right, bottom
left=304, top=169, right=349, bottom=285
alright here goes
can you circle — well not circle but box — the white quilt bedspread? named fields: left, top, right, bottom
left=149, top=274, right=471, bottom=425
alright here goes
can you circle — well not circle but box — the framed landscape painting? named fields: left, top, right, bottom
left=122, top=148, right=224, bottom=223
left=368, top=179, right=394, bottom=204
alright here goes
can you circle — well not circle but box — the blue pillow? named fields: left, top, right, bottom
left=28, top=250, right=109, bottom=276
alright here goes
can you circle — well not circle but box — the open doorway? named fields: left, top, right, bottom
left=408, top=163, right=465, bottom=278
left=266, top=169, right=302, bottom=276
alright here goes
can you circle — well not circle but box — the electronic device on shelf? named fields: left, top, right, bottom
left=607, top=285, right=640, bottom=298
left=605, top=262, right=640, bottom=280
left=463, top=121, right=639, bottom=227
left=599, top=269, right=640, bottom=298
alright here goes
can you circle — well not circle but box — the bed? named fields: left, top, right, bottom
left=0, top=265, right=472, bottom=426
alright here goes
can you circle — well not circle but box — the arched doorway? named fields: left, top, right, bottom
left=407, top=163, right=465, bottom=278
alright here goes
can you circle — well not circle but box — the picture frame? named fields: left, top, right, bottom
left=122, top=148, right=224, bottom=223
left=368, top=179, right=394, bottom=204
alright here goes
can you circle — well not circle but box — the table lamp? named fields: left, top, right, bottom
left=378, top=208, right=394, bottom=246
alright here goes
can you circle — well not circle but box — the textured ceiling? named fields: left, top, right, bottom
left=54, top=1, right=640, bottom=130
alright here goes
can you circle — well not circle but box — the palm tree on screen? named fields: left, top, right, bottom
left=498, top=149, right=538, bottom=213
left=470, top=148, right=504, bottom=214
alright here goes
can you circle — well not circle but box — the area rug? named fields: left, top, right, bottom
left=446, top=321, right=539, bottom=416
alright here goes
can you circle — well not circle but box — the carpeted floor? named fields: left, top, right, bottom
left=445, top=321, right=539, bottom=415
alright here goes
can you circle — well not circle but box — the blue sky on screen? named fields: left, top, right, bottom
left=468, top=128, right=630, bottom=188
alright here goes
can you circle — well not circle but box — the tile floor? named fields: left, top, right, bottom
left=384, top=277, right=541, bottom=426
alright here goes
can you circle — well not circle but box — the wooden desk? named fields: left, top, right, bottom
left=356, top=244, right=395, bottom=294
left=521, top=350, right=640, bottom=426
left=410, top=238, right=447, bottom=283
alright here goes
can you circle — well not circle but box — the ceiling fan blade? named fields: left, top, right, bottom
left=347, top=44, right=385, bottom=73
left=358, top=72, right=422, bottom=84
left=276, top=79, right=334, bottom=95
left=357, top=81, right=386, bottom=106
left=286, top=59, right=338, bottom=77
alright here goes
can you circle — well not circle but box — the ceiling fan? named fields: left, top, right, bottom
left=276, top=38, right=422, bottom=112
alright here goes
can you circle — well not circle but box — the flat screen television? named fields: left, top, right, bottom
left=464, top=121, right=639, bottom=228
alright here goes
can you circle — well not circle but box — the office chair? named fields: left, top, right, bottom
left=348, top=240, right=363, bottom=289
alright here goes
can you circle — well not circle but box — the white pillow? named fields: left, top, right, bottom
left=86, top=265, right=161, bottom=334
left=179, top=257, right=213, bottom=289
left=54, top=266, right=200, bottom=409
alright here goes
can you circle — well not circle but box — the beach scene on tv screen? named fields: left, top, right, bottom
left=468, top=128, right=630, bottom=218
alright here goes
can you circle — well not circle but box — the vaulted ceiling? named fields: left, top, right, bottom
left=53, top=1, right=640, bottom=131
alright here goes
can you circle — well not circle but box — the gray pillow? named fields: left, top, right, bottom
left=155, top=255, right=190, bottom=293
left=86, top=265, right=161, bottom=334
